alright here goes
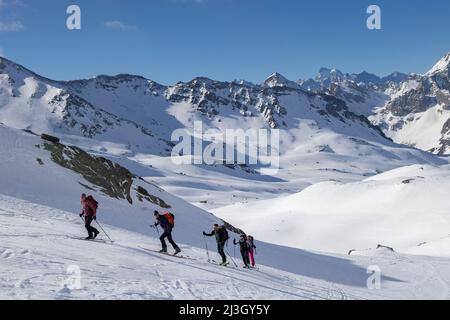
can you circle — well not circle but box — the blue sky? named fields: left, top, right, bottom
left=0, top=0, right=449, bottom=84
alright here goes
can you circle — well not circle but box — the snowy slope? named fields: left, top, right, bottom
left=213, top=164, right=450, bottom=257
left=0, top=194, right=314, bottom=299
left=1, top=194, right=328, bottom=300
left=133, top=131, right=445, bottom=211
left=3, top=194, right=450, bottom=300
left=0, top=124, right=225, bottom=248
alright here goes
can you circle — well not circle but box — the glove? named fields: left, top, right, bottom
left=79, top=213, right=83, bottom=217
left=154, top=222, right=158, bottom=227
left=93, top=216, right=97, bottom=221
left=202, top=232, right=207, bottom=236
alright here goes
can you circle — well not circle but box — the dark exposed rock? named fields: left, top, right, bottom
left=136, top=186, right=170, bottom=209
left=42, top=140, right=170, bottom=208
left=23, top=129, right=38, bottom=136
left=387, top=86, right=438, bottom=116
left=377, top=244, right=395, bottom=252
left=44, top=141, right=134, bottom=204
left=41, top=134, right=60, bottom=143
left=222, top=220, right=245, bottom=236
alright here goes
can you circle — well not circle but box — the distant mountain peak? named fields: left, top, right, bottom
left=263, top=72, right=300, bottom=89
left=317, top=68, right=344, bottom=81
left=0, top=56, right=24, bottom=71
left=426, top=52, right=450, bottom=76
left=381, top=72, right=409, bottom=84
left=266, top=72, right=289, bottom=81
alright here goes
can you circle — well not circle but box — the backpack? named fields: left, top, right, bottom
left=217, top=226, right=229, bottom=242
left=247, top=235, right=254, bottom=246
left=163, top=212, right=175, bottom=227
left=87, top=196, right=99, bottom=214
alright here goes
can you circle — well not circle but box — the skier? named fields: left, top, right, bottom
left=153, top=210, right=181, bottom=255
left=79, top=193, right=100, bottom=240
left=247, top=235, right=257, bottom=268
left=203, top=224, right=229, bottom=266
left=234, top=234, right=251, bottom=268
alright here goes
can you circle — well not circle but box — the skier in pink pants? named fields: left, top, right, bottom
left=247, top=235, right=256, bottom=267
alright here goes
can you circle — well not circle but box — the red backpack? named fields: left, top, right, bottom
left=163, top=212, right=175, bottom=227
left=87, top=196, right=99, bottom=214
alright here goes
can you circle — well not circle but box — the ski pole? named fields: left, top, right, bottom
left=95, top=220, right=114, bottom=243
left=225, top=248, right=238, bottom=267
left=150, top=224, right=160, bottom=236
left=203, top=235, right=211, bottom=262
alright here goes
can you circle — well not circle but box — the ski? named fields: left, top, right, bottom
left=208, top=260, right=235, bottom=268
left=69, top=237, right=112, bottom=244
left=138, top=246, right=195, bottom=260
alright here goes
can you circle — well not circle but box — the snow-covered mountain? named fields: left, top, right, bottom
left=299, top=68, right=410, bottom=117
left=299, top=68, right=409, bottom=92
left=371, top=52, right=450, bottom=154
left=0, top=59, right=172, bottom=156
left=1, top=56, right=396, bottom=163
left=296, top=52, right=450, bottom=156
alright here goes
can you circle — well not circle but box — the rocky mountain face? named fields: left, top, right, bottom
left=295, top=52, right=450, bottom=155
left=298, top=68, right=410, bottom=117
left=371, top=53, right=450, bottom=154
left=163, top=73, right=382, bottom=132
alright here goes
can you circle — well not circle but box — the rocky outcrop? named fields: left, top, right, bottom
left=42, top=137, right=170, bottom=208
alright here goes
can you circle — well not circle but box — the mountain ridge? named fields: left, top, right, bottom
left=2, top=52, right=450, bottom=159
